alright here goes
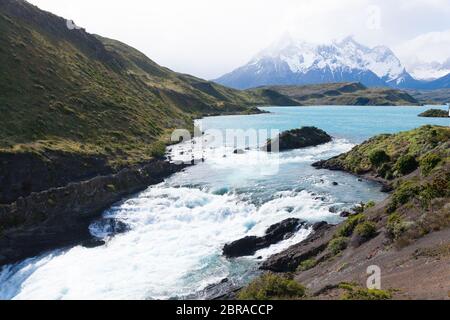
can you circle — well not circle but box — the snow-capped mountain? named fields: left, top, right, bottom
left=214, top=35, right=449, bottom=90
left=408, top=59, right=450, bottom=81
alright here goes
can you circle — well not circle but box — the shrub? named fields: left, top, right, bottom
left=386, top=213, right=407, bottom=240
left=339, top=283, right=392, bottom=300
left=419, top=153, right=441, bottom=176
left=297, top=259, right=317, bottom=272
left=354, top=221, right=377, bottom=240
left=369, top=150, right=390, bottom=167
left=336, top=214, right=366, bottom=237
left=395, top=155, right=418, bottom=175
left=419, top=175, right=450, bottom=207
left=150, top=141, right=166, bottom=158
left=237, top=274, right=306, bottom=300
left=365, top=201, right=376, bottom=209
left=328, top=237, right=349, bottom=255
left=377, top=163, right=393, bottom=179
left=387, top=181, right=420, bottom=213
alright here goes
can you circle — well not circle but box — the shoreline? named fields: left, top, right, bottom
left=0, top=159, right=189, bottom=267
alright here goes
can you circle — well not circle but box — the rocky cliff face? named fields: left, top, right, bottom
left=0, top=160, right=188, bottom=266
left=0, top=150, right=112, bottom=204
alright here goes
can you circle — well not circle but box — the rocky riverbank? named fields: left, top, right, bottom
left=233, top=125, right=450, bottom=300
left=0, top=159, right=188, bottom=266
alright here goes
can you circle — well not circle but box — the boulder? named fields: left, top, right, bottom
left=223, top=218, right=306, bottom=258
left=263, top=127, right=332, bottom=152
left=261, top=222, right=335, bottom=272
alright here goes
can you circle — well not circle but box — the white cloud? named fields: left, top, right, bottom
left=394, top=30, right=450, bottom=79
left=26, top=0, right=450, bottom=79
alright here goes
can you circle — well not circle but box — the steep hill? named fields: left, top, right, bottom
left=247, top=83, right=419, bottom=106
left=0, top=0, right=265, bottom=203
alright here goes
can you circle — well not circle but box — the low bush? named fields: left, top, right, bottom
left=377, top=163, right=393, bottom=179
left=369, top=149, right=390, bottom=167
left=297, top=259, right=317, bottom=272
left=354, top=221, right=377, bottom=241
left=395, top=155, right=418, bottom=175
left=328, top=237, right=349, bottom=255
left=419, top=153, right=441, bottom=176
left=336, top=214, right=366, bottom=237
left=150, top=141, right=166, bottom=158
left=387, top=181, right=420, bottom=213
left=365, top=201, right=376, bottom=209
left=386, top=213, right=407, bottom=240
left=237, top=274, right=306, bottom=300
left=339, top=283, right=392, bottom=300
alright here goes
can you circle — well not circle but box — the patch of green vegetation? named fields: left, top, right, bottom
left=336, top=214, right=366, bottom=237
left=297, top=259, right=318, bottom=272
left=339, top=283, right=392, bottom=300
left=354, top=221, right=377, bottom=241
left=386, top=213, right=408, bottom=241
left=150, top=141, right=166, bottom=159
left=317, top=126, right=450, bottom=178
left=237, top=274, right=307, bottom=300
left=328, top=237, right=349, bottom=255
left=387, top=181, right=421, bottom=213
left=369, top=149, right=390, bottom=167
left=419, top=175, right=450, bottom=207
left=420, top=153, right=442, bottom=176
left=377, top=163, right=393, bottom=179
left=395, top=155, right=418, bottom=175
left=365, top=201, right=376, bottom=209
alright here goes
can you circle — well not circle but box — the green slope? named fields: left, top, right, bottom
left=247, top=82, right=419, bottom=106
left=0, top=0, right=271, bottom=203
left=0, top=0, right=263, bottom=165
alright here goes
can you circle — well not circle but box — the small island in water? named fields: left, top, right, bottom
left=418, top=108, right=449, bottom=118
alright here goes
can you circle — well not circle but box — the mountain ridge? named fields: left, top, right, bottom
left=215, top=35, right=450, bottom=90
left=247, top=82, right=419, bottom=106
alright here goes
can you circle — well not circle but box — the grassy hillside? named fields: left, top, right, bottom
left=0, top=0, right=266, bottom=162
left=406, top=88, right=450, bottom=105
left=247, top=82, right=419, bottom=106
left=0, top=0, right=271, bottom=203
left=314, top=125, right=450, bottom=240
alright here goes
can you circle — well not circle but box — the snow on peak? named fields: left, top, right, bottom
left=251, top=36, right=405, bottom=81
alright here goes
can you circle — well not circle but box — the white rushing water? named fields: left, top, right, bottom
left=0, top=126, right=386, bottom=300
left=0, top=186, right=331, bottom=300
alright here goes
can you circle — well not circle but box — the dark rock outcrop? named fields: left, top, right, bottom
left=263, top=127, right=332, bottom=152
left=0, top=159, right=188, bottom=266
left=261, top=222, right=335, bottom=272
left=0, top=150, right=112, bottom=205
left=223, top=218, right=306, bottom=258
left=90, top=218, right=130, bottom=237
left=418, top=109, right=449, bottom=118
left=312, top=157, right=344, bottom=171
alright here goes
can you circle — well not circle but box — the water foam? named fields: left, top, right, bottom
left=1, top=185, right=336, bottom=300
left=0, top=134, right=367, bottom=300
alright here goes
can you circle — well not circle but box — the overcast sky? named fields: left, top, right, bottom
left=28, top=0, right=450, bottom=79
